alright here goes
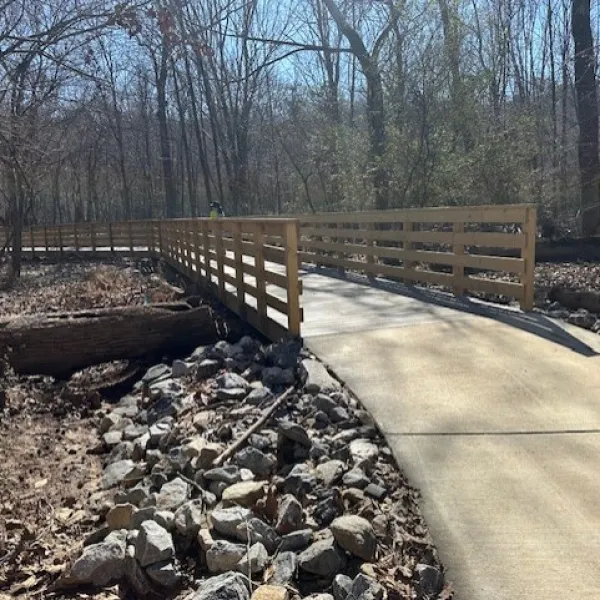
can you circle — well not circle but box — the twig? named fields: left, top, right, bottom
left=212, top=386, right=295, bottom=467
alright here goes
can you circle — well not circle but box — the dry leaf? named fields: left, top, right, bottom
left=34, top=478, right=48, bottom=489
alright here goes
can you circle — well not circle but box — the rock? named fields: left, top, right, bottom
left=331, top=516, right=377, bottom=561
left=275, top=494, right=304, bottom=534
left=123, top=552, right=152, bottom=595
left=156, top=477, right=189, bottom=511
left=132, top=433, right=150, bottom=461
left=301, top=359, right=340, bottom=394
left=235, top=447, right=275, bottom=477
left=143, top=364, right=171, bottom=384
left=149, top=421, right=172, bottom=445
left=216, top=388, right=249, bottom=401
left=415, top=564, right=444, bottom=597
left=349, top=439, right=378, bottom=465
left=115, top=484, right=152, bottom=507
left=197, top=359, right=221, bottom=380
left=222, top=481, right=265, bottom=507
left=313, top=488, right=343, bottom=526
left=283, top=464, right=318, bottom=498
left=172, top=359, right=191, bottom=377
left=100, top=413, right=122, bottom=433
left=264, top=339, right=302, bottom=369
left=191, top=572, right=250, bottom=600
left=346, top=574, right=385, bottom=600
left=343, top=468, right=370, bottom=489
left=174, top=499, right=204, bottom=537
left=206, top=540, right=247, bottom=573
left=146, top=559, right=180, bottom=587
left=280, top=529, right=312, bottom=552
left=103, top=430, right=123, bottom=447
left=364, top=483, right=386, bottom=500
left=106, top=503, right=136, bottom=530
left=135, top=521, right=174, bottom=567
left=108, top=440, right=135, bottom=462
left=246, top=387, right=272, bottom=405
left=217, top=372, right=250, bottom=390
left=204, top=465, right=241, bottom=485
left=270, top=551, right=297, bottom=586
left=193, top=411, right=214, bottom=431
left=123, top=424, right=148, bottom=442
left=236, top=517, right=281, bottom=553
left=198, top=528, right=214, bottom=552
left=102, top=459, right=137, bottom=489
left=63, top=529, right=126, bottom=586
left=130, top=506, right=156, bottom=529
left=210, top=506, right=252, bottom=538
left=278, top=421, right=311, bottom=447
left=306, top=595, right=334, bottom=600
left=567, top=310, right=597, bottom=330
left=298, top=538, right=346, bottom=578
left=154, top=510, right=175, bottom=531
left=316, top=460, right=345, bottom=486
left=236, top=542, right=268, bottom=574
left=333, top=574, right=353, bottom=600
left=262, top=367, right=295, bottom=388
left=251, top=585, right=289, bottom=600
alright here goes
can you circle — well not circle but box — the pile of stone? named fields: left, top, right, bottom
left=58, top=337, right=446, bottom=599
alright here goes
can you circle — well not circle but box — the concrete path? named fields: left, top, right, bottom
left=302, top=267, right=600, bottom=600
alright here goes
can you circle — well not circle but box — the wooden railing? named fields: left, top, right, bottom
left=298, top=204, right=536, bottom=311
left=0, top=218, right=303, bottom=340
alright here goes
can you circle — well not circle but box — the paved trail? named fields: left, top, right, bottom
left=302, top=268, right=600, bottom=600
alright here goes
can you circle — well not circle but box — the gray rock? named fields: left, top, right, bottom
left=364, top=483, right=386, bottom=500
left=283, top=463, right=317, bottom=497
left=264, top=339, right=302, bottom=369
left=316, top=460, right=345, bottom=486
left=172, top=359, right=191, bottom=378
left=216, top=372, right=249, bottom=390
left=146, top=560, right=180, bottom=587
left=343, top=468, right=370, bottom=489
left=333, top=574, right=353, bottom=600
left=174, top=499, right=204, bottom=537
left=301, top=359, right=340, bottom=394
left=103, top=430, right=123, bottom=447
left=331, top=516, right=377, bottom=561
left=156, top=477, right=189, bottom=511
left=108, top=441, right=134, bottom=462
left=415, top=564, right=444, bottom=597
left=206, top=540, right=247, bottom=573
left=349, top=439, right=378, bottom=464
left=275, top=494, right=304, bottom=534
left=246, top=387, right=272, bottom=405
left=100, top=413, right=122, bottom=434
left=306, top=595, right=334, bottom=600
left=106, top=503, right=136, bottom=530
left=149, top=421, right=171, bottom=445
left=567, top=310, right=597, bottom=330
left=130, top=506, right=156, bottom=529
left=102, top=459, right=137, bottom=489
left=143, top=364, right=171, bottom=384
left=197, top=359, right=221, bottom=380
left=123, top=424, right=148, bottom=441
left=204, top=465, right=241, bottom=485
left=234, top=446, right=275, bottom=477
left=298, top=538, right=346, bottom=578
left=347, top=574, right=385, bottom=600
left=132, top=433, right=150, bottom=461
left=115, top=484, right=152, bottom=507
left=211, top=506, right=252, bottom=538
left=235, top=517, right=280, bottom=553
left=236, top=542, right=268, bottom=574
left=270, top=551, right=297, bottom=586
left=154, top=510, right=175, bottom=531
left=185, top=438, right=223, bottom=469
left=278, top=421, right=311, bottom=447
left=189, top=572, right=250, bottom=600
left=280, top=529, right=312, bottom=552
left=222, top=481, right=265, bottom=507
left=210, top=480, right=228, bottom=498
left=262, top=367, right=295, bottom=388
left=123, top=553, right=152, bottom=596
left=64, top=529, right=126, bottom=586
left=135, top=521, right=174, bottom=567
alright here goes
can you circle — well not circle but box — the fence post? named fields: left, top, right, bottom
left=233, top=222, right=245, bottom=316
left=30, top=227, right=35, bottom=259
left=158, top=221, right=163, bottom=257
left=73, top=222, right=79, bottom=252
left=452, top=221, right=466, bottom=296
left=43, top=226, right=49, bottom=255
left=285, top=221, right=302, bottom=337
left=194, top=219, right=202, bottom=282
left=255, top=222, right=267, bottom=329
left=403, top=220, right=414, bottom=282
left=90, top=222, right=96, bottom=254
left=202, top=220, right=212, bottom=286
left=215, top=220, right=225, bottom=299
left=184, top=220, right=192, bottom=275
left=366, top=222, right=376, bottom=279
left=520, top=206, right=536, bottom=311
left=58, top=224, right=64, bottom=258
left=108, top=222, right=114, bottom=254
left=128, top=221, right=134, bottom=258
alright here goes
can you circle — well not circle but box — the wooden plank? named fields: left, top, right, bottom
left=29, top=227, right=35, bottom=258
left=58, top=224, right=64, bottom=257
left=254, top=223, right=267, bottom=329
left=453, top=222, right=465, bottom=296
left=127, top=221, right=134, bottom=257
left=284, top=221, right=302, bottom=335
left=73, top=222, right=79, bottom=252
left=90, top=222, right=96, bottom=253
left=202, top=220, right=211, bottom=284
left=233, top=222, right=245, bottom=315
left=467, top=276, right=525, bottom=301
left=44, top=226, right=49, bottom=253
left=108, top=223, right=114, bottom=253
left=521, top=206, right=537, bottom=311
left=215, top=220, right=225, bottom=299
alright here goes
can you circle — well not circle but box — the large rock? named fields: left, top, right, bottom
left=210, top=506, right=252, bottom=538
left=415, top=564, right=444, bottom=597
left=278, top=421, right=311, bottom=447
left=106, top=503, right=136, bottom=530
left=174, top=499, right=204, bottom=537
left=270, top=551, right=297, bottom=586
left=236, top=542, right=268, bottom=574
left=143, top=364, right=171, bottom=384
left=222, top=481, right=265, bottom=507
left=197, top=359, right=221, bottom=380
left=283, top=464, right=317, bottom=497
left=316, top=460, right=345, bottom=486
left=102, top=459, right=137, bottom=489
left=236, top=517, right=280, bottom=553
left=235, top=447, right=275, bottom=477
left=333, top=574, right=353, bottom=600
left=349, top=439, right=378, bottom=465
left=134, top=521, right=174, bottom=567
left=190, top=572, right=250, bottom=600
left=301, top=359, right=340, bottom=394
left=206, top=540, right=247, bottom=573
left=63, top=529, right=126, bottom=586
left=251, top=586, right=289, bottom=600
left=183, top=437, right=223, bottom=468
left=275, top=494, right=304, bottom=534
left=331, top=516, right=377, bottom=561
left=298, top=538, right=346, bottom=578
left=262, top=367, right=295, bottom=388
left=346, top=574, right=385, bottom=600
left=264, top=339, right=302, bottom=369
left=146, top=559, right=180, bottom=588
left=217, top=372, right=250, bottom=390
left=156, top=477, right=189, bottom=511
left=280, top=529, right=312, bottom=552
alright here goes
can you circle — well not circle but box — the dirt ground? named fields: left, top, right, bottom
left=0, top=259, right=180, bottom=599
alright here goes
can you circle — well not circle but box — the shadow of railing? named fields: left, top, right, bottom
left=302, top=265, right=598, bottom=358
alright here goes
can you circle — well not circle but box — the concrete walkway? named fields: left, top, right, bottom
left=302, top=267, right=600, bottom=600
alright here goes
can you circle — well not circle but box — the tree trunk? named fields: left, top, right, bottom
left=572, top=0, right=600, bottom=235
left=0, top=304, right=219, bottom=377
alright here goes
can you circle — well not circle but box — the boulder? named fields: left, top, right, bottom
left=134, top=521, right=174, bottom=567
left=190, top=572, right=250, bottom=600
left=236, top=542, right=268, bottom=574
left=206, top=540, right=247, bottom=573
left=146, top=559, right=180, bottom=587
left=331, top=516, right=377, bottom=561
left=156, top=477, right=189, bottom=511
left=210, top=506, right=252, bottom=538
left=222, top=481, right=265, bottom=507
left=300, top=359, right=340, bottom=394
left=298, top=538, right=346, bottom=578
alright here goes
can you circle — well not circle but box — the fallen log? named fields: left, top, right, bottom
left=548, top=286, right=600, bottom=314
left=0, top=303, right=219, bottom=377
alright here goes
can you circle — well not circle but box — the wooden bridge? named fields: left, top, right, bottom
left=4, top=204, right=600, bottom=600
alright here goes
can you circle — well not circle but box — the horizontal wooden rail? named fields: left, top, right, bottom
left=298, top=204, right=536, bottom=310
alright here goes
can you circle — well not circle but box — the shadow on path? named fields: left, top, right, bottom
left=302, top=265, right=598, bottom=358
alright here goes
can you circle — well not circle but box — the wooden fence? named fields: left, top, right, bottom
left=0, top=219, right=303, bottom=341
left=298, top=204, right=536, bottom=311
